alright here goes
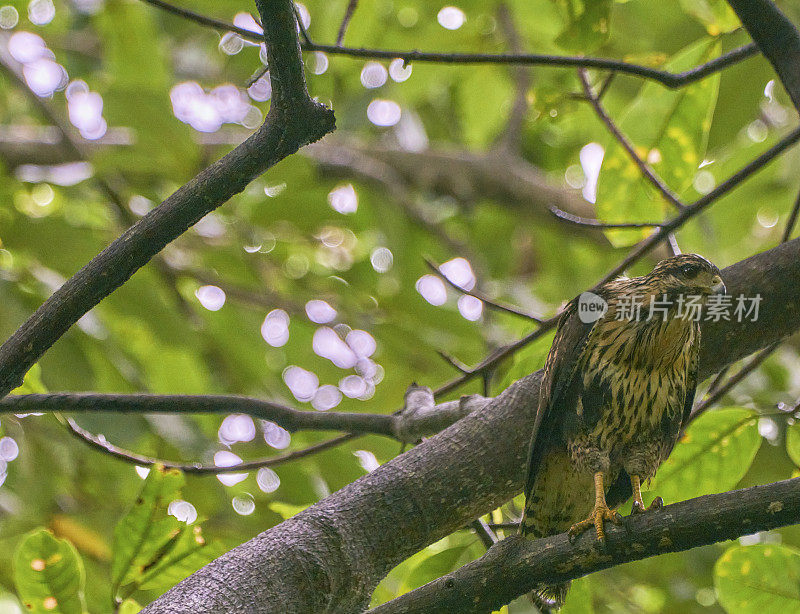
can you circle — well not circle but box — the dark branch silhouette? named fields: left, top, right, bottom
left=0, top=0, right=336, bottom=398
left=138, top=0, right=757, bottom=88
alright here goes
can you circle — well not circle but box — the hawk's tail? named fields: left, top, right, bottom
left=520, top=519, right=570, bottom=610
left=529, top=582, right=570, bottom=611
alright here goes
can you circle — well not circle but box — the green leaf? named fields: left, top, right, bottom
left=111, top=465, right=223, bottom=602
left=679, top=0, right=740, bottom=34
left=118, top=600, right=142, bottom=614
left=13, top=529, right=86, bottom=614
left=457, top=66, right=514, bottom=148
left=785, top=422, right=800, bottom=467
left=111, top=465, right=185, bottom=597
left=561, top=576, right=593, bottom=613
left=11, top=363, right=47, bottom=395
left=404, top=545, right=471, bottom=591
left=267, top=501, right=309, bottom=520
left=553, top=0, right=612, bottom=53
left=137, top=525, right=225, bottom=594
left=596, top=38, right=722, bottom=246
left=646, top=408, right=760, bottom=503
left=715, top=544, right=800, bottom=613
left=498, top=330, right=556, bottom=390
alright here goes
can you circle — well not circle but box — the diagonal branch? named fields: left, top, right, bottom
left=0, top=0, right=336, bottom=398
left=578, top=68, right=685, bottom=210
left=424, top=258, right=542, bottom=323
left=336, top=0, right=359, bottom=46
left=369, top=477, right=800, bottom=613
left=783, top=187, right=800, bottom=242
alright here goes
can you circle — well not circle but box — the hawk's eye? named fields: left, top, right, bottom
left=680, top=264, right=697, bottom=277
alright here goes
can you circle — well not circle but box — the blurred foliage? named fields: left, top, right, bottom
left=0, top=0, right=799, bottom=612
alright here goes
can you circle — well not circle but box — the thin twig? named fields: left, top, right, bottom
left=0, top=0, right=337, bottom=398
left=494, top=3, right=532, bottom=153
left=292, top=3, right=312, bottom=46
left=667, top=233, right=681, bottom=256
left=137, top=0, right=758, bottom=88
left=247, top=64, right=270, bottom=87
left=549, top=205, right=663, bottom=229
left=704, top=366, right=730, bottom=398
left=470, top=518, right=498, bottom=548
left=424, top=258, right=542, bottom=323
left=485, top=521, right=520, bottom=530
left=578, top=68, right=686, bottom=211
left=436, top=350, right=471, bottom=374
left=336, top=0, right=359, bottom=46
left=61, top=416, right=358, bottom=474
left=783, top=187, right=800, bottom=242
left=690, top=343, right=781, bottom=421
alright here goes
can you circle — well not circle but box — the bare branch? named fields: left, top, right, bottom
left=336, top=0, right=359, bottom=46
left=690, top=342, right=781, bottom=421
left=61, top=416, right=359, bottom=474
left=494, top=3, right=532, bottom=153
left=667, top=233, right=682, bottom=256
left=469, top=518, right=498, bottom=549
left=434, top=126, right=800, bottom=398
left=436, top=350, right=471, bottom=374
left=137, top=0, right=757, bottom=88
left=548, top=205, right=663, bottom=229
left=424, top=258, right=542, bottom=323
left=141, top=239, right=800, bottom=613
left=578, top=68, right=685, bottom=210
left=594, top=125, right=800, bottom=289
left=1, top=390, right=491, bottom=445
left=783, top=187, right=800, bottom=242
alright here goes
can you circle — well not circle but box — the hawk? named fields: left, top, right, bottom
left=520, top=254, right=725, bottom=608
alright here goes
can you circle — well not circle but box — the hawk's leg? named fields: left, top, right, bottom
left=630, top=474, right=663, bottom=514
left=567, top=471, right=622, bottom=542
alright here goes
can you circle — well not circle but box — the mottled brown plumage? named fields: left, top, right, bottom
left=520, top=254, right=724, bottom=608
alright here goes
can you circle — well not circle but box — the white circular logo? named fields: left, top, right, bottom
left=577, top=291, right=608, bottom=323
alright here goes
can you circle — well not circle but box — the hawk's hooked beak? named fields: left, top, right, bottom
left=710, top=274, right=726, bottom=295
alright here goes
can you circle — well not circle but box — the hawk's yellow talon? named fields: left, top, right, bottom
left=567, top=471, right=621, bottom=542
left=568, top=503, right=621, bottom=542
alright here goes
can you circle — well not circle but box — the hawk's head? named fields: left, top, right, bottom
left=647, top=253, right=725, bottom=297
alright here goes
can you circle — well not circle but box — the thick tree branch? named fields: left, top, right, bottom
left=141, top=239, right=800, bottom=613
left=0, top=0, right=335, bottom=398
left=726, top=0, right=800, bottom=111
left=370, top=477, right=800, bottom=613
